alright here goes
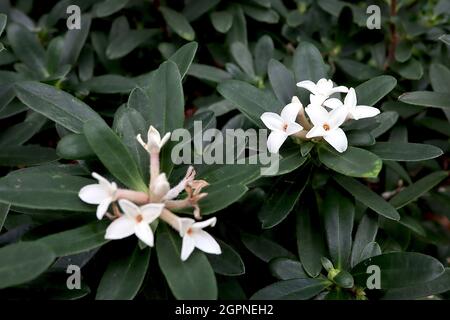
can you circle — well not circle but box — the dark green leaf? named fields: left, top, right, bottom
left=160, top=7, right=195, bottom=41
left=242, top=233, right=295, bottom=262
left=0, top=145, right=59, bottom=166
left=293, top=42, right=327, bottom=83
left=334, top=175, right=400, bottom=221
left=351, top=214, right=378, bottom=267
left=398, top=91, right=450, bottom=109
left=207, top=239, right=245, bottom=276
left=367, top=142, right=443, bottom=162
left=168, top=42, right=198, bottom=79
left=250, top=278, right=330, bottom=300
left=269, top=258, right=308, bottom=280
left=355, top=76, right=397, bottom=106
left=268, top=59, right=296, bottom=105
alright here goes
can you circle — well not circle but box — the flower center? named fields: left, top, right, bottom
left=187, top=228, right=193, bottom=235
left=282, top=123, right=288, bottom=132
left=323, top=123, right=330, bottom=131
left=136, top=214, right=143, bottom=223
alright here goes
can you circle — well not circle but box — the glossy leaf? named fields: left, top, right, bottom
left=351, top=214, right=378, bottom=267
left=207, top=239, right=245, bottom=276
left=355, top=76, right=397, bottom=106
left=160, top=7, right=195, bottom=41
left=250, top=278, right=331, bottom=300
left=367, top=142, right=443, bottom=161
left=269, top=258, right=308, bottom=280
left=334, top=175, right=400, bottom=221
left=84, top=119, right=147, bottom=191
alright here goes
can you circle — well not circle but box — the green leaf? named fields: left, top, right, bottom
left=429, top=63, right=450, bottom=93
left=337, top=59, right=381, bottom=81
left=210, top=11, right=233, bottom=33
left=293, top=42, right=327, bottom=83
left=230, top=42, right=255, bottom=78
left=242, top=233, right=295, bottom=262
left=398, top=91, right=450, bottom=109
left=370, top=111, right=399, bottom=138
left=57, top=133, right=95, bottom=160
left=106, top=29, right=156, bottom=60
left=259, top=170, right=309, bottom=229
left=168, top=42, right=198, bottom=79
left=147, top=61, right=184, bottom=174
left=96, top=244, right=150, bottom=300
left=198, top=184, right=248, bottom=215
left=0, top=145, right=59, bottom=166
left=84, top=119, right=147, bottom=192
left=0, top=202, right=9, bottom=231
left=187, top=63, right=231, bottom=83
left=207, top=239, right=245, bottom=276
left=0, top=14, right=7, bottom=37
left=269, top=258, right=308, bottom=280
left=296, top=203, right=327, bottom=277
left=15, top=81, right=102, bottom=134
left=352, top=252, right=444, bottom=289
left=323, top=189, right=354, bottom=270
left=359, top=241, right=381, bottom=261
left=383, top=268, right=450, bottom=300
left=60, top=14, right=91, bottom=66
left=113, top=106, right=148, bottom=181
left=218, top=80, right=280, bottom=126
left=94, top=0, right=130, bottom=18
left=227, top=5, right=247, bottom=46
left=0, top=242, right=56, bottom=289
left=351, top=213, right=378, bottom=267
left=389, top=171, right=448, bottom=209
left=0, top=113, right=47, bottom=147
left=7, top=23, right=49, bottom=78
left=39, top=221, right=109, bottom=256
left=355, top=76, right=397, bottom=106
left=347, top=131, right=375, bottom=147
left=156, top=225, right=217, bottom=299
left=268, top=59, right=296, bottom=105
left=160, top=7, right=195, bottom=41
left=333, top=175, right=400, bottom=221
left=318, top=145, right=382, bottom=178
left=81, top=75, right=136, bottom=94
left=183, top=0, right=220, bottom=21
left=250, top=278, right=331, bottom=300
left=367, top=142, right=443, bottom=162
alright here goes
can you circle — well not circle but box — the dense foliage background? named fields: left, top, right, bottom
left=0, top=0, right=449, bottom=300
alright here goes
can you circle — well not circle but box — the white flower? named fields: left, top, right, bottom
left=305, top=105, right=348, bottom=153
left=260, top=96, right=304, bottom=153
left=137, top=125, right=171, bottom=153
left=105, top=199, right=164, bottom=247
left=178, top=217, right=221, bottom=261
left=297, top=78, right=349, bottom=105
left=79, top=172, right=118, bottom=220
left=323, top=88, right=380, bottom=120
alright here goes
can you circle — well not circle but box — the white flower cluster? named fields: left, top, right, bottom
left=79, top=126, right=221, bottom=261
left=260, top=78, right=380, bottom=153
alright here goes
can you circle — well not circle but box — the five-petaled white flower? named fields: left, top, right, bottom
left=260, top=96, right=304, bottom=154
left=297, top=78, right=349, bottom=106
left=79, top=172, right=117, bottom=220
left=178, top=217, right=221, bottom=261
left=323, top=88, right=380, bottom=120
left=137, top=125, right=171, bottom=153
left=306, top=105, right=348, bottom=153
left=105, top=199, right=164, bottom=247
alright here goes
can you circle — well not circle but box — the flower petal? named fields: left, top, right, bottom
left=118, top=199, right=140, bottom=219
left=179, top=217, right=195, bottom=237
left=296, top=80, right=318, bottom=95
left=329, top=106, right=348, bottom=128
left=140, top=203, right=164, bottom=223
left=309, top=94, right=327, bottom=107
left=317, top=78, right=333, bottom=92
left=330, top=85, right=349, bottom=94
left=181, top=234, right=196, bottom=261
left=192, top=230, right=222, bottom=255
left=324, top=128, right=348, bottom=153
left=97, top=198, right=112, bottom=220
left=323, top=98, right=343, bottom=109
left=351, top=106, right=380, bottom=120
left=260, top=112, right=284, bottom=131
left=79, top=184, right=110, bottom=204
left=267, top=131, right=288, bottom=154
left=105, top=216, right=135, bottom=240
left=160, top=132, right=171, bottom=148
left=135, top=222, right=154, bottom=247
left=305, top=105, right=329, bottom=126
left=193, top=217, right=217, bottom=230
left=344, top=88, right=357, bottom=108
left=306, top=125, right=327, bottom=138
left=281, top=101, right=301, bottom=122
left=285, top=122, right=303, bottom=135
left=152, top=173, right=170, bottom=200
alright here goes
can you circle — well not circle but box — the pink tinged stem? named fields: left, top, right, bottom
left=297, top=109, right=312, bottom=130
left=116, top=189, right=150, bottom=204
left=160, top=209, right=181, bottom=232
